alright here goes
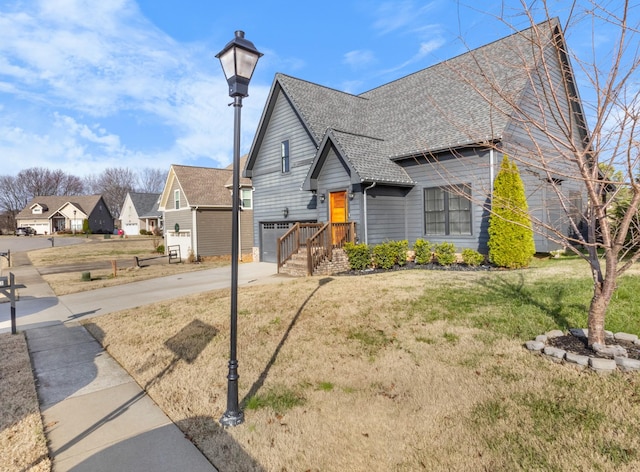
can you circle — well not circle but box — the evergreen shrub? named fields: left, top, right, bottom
left=433, top=242, right=456, bottom=266
left=413, top=239, right=433, bottom=265
left=343, top=242, right=371, bottom=271
left=461, top=248, right=485, bottom=266
left=488, top=155, right=535, bottom=268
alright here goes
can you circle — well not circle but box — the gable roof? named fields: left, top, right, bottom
left=127, top=192, right=161, bottom=218
left=16, top=195, right=109, bottom=220
left=247, top=18, right=581, bottom=187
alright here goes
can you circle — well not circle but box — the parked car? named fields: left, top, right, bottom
left=15, top=227, right=36, bottom=236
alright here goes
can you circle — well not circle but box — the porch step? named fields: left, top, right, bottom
left=280, top=248, right=349, bottom=277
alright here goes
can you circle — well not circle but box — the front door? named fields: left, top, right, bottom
left=329, top=191, right=347, bottom=244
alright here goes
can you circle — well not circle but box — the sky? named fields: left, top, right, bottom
left=0, top=0, right=634, bottom=179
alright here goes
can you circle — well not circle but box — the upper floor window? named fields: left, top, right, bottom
left=174, top=189, right=180, bottom=209
left=281, top=140, right=290, bottom=173
left=241, top=188, right=253, bottom=209
left=424, top=184, right=472, bottom=235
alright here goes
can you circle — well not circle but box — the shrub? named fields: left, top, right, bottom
left=462, top=248, right=485, bottom=266
left=488, top=154, right=535, bottom=268
left=372, top=243, right=395, bottom=270
left=140, top=229, right=147, bottom=235
left=372, top=240, right=407, bottom=269
left=156, top=244, right=165, bottom=254
left=413, top=239, right=433, bottom=265
left=433, top=242, right=456, bottom=266
left=343, top=242, right=371, bottom=270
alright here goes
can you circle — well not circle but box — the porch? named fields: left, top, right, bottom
left=277, top=222, right=356, bottom=276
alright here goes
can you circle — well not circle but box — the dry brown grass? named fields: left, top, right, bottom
left=0, top=333, right=51, bottom=472
left=82, top=263, right=640, bottom=472
left=28, top=237, right=231, bottom=296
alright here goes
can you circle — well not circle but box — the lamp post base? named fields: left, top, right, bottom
left=220, top=410, right=244, bottom=427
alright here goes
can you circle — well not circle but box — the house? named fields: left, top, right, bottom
left=245, top=19, right=588, bottom=267
left=158, top=162, right=253, bottom=260
left=16, top=195, right=114, bottom=235
left=120, top=192, right=162, bottom=236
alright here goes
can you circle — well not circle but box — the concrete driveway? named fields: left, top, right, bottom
left=0, top=234, right=85, bottom=255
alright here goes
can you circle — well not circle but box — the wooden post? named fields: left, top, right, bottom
left=111, top=260, right=117, bottom=278
left=10, top=273, right=16, bottom=334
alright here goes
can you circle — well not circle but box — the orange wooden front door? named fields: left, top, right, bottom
left=329, top=191, right=347, bottom=244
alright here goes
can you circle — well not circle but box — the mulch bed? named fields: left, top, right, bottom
left=338, top=261, right=494, bottom=276
left=548, top=334, right=640, bottom=360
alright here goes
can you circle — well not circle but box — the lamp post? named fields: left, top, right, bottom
left=216, top=30, right=262, bottom=427
left=73, top=210, right=76, bottom=235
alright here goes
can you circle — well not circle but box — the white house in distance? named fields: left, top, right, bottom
left=119, top=192, right=162, bottom=236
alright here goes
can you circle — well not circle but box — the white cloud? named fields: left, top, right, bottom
left=343, top=50, right=376, bottom=69
left=372, top=1, right=438, bottom=35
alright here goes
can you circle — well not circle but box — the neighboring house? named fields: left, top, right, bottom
left=120, top=192, right=162, bottom=236
left=245, top=19, right=588, bottom=264
left=16, top=195, right=114, bottom=235
left=158, top=161, right=253, bottom=260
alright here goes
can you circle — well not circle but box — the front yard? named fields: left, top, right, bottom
left=80, top=258, right=640, bottom=471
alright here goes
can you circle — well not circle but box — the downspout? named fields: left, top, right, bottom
left=363, top=182, right=376, bottom=245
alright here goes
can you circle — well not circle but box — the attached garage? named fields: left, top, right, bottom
left=259, top=222, right=294, bottom=263
left=166, top=230, right=192, bottom=261
left=124, top=222, right=139, bottom=236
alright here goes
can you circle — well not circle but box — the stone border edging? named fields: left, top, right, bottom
left=525, top=328, right=640, bottom=373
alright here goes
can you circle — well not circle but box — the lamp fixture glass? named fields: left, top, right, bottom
left=216, top=31, right=263, bottom=98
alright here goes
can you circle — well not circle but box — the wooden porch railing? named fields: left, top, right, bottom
left=306, top=222, right=356, bottom=276
left=277, top=222, right=323, bottom=273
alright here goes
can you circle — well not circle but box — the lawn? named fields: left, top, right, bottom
left=80, top=257, right=640, bottom=471
left=0, top=333, right=51, bottom=471
left=27, top=237, right=231, bottom=295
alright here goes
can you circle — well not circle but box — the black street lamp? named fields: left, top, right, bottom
left=216, top=30, right=262, bottom=427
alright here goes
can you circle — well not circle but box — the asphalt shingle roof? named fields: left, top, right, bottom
left=128, top=192, right=161, bottom=218
left=16, top=195, right=107, bottom=220
left=271, top=19, right=559, bottom=185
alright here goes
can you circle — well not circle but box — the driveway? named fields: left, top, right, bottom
left=0, top=235, right=85, bottom=255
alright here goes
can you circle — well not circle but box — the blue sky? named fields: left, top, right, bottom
left=0, top=1, right=630, bottom=178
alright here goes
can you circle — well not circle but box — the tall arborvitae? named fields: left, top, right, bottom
left=488, top=154, right=535, bottom=268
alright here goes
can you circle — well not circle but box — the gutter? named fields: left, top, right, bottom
left=363, top=182, right=377, bottom=245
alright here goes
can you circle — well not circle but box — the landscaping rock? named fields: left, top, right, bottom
left=565, top=352, right=590, bottom=367
left=543, top=346, right=566, bottom=362
left=525, top=340, right=545, bottom=352
left=535, top=335, right=547, bottom=343
left=569, top=328, right=587, bottom=338
left=546, top=330, right=565, bottom=339
left=592, top=343, right=627, bottom=359
left=615, top=332, right=639, bottom=343
left=589, top=357, right=617, bottom=373
left=615, top=357, right=640, bottom=372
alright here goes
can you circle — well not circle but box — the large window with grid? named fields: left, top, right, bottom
left=424, top=184, right=472, bottom=235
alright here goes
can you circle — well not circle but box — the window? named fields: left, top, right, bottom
left=174, top=189, right=180, bottom=209
left=424, top=185, right=472, bottom=235
left=281, top=140, right=290, bottom=173
left=241, top=188, right=253, bottom=209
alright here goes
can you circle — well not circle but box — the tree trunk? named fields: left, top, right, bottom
left=587, top=275, right=616, bottom=347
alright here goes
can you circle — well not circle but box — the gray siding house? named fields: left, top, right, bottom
left=245, top=19, right=589, bottom=264
left=158, top=163, right=253, bottom=260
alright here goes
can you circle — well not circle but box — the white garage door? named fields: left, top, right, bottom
left=124, top=223, right=139, bottom=236
left=165, top=230, right=192, bottom=261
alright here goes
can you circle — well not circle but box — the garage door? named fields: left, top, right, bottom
left=260, top=222, right=293, bottom=263
left=166, top=230, right=192, bottom=261
left=124, top=222, right=139, bottom=236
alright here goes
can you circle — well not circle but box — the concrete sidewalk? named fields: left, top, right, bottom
left=2, top=254, right=283, bottom=471
left=26, top=321, right=217, bottom=471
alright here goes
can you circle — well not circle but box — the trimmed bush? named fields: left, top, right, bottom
left=343, top=242, right=371, bottom=270
left=413, top=239, right=433, bottom=265
left=433, top=242, right=456, bottom=266
left=461, top=248, right=485, bottom=266
left=372, top=241, right=397, bottom=269
left=156, top=244, right=165, bottom=254
left=392, top=240, right=409, bottom=266
left=488, top=154, right=535, bottom=268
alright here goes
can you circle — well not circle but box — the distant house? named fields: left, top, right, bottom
left=120, top=192, right=162, bottom=236
left=158, top=161, right=253, bottom=260
left=16, top=195, right=114, bottom=235
left=245, top=18, right=588, bottom=266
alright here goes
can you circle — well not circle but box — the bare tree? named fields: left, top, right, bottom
left=430, top=1, right=640, bottom=349
left=84, top=167, right=137, bottom=218
left=137, top=168, right=167, bottom=193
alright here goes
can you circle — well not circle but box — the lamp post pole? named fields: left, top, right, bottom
left=217, top=30, right=262, bottom=427
left=73, top=210, right=76, bottom=235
